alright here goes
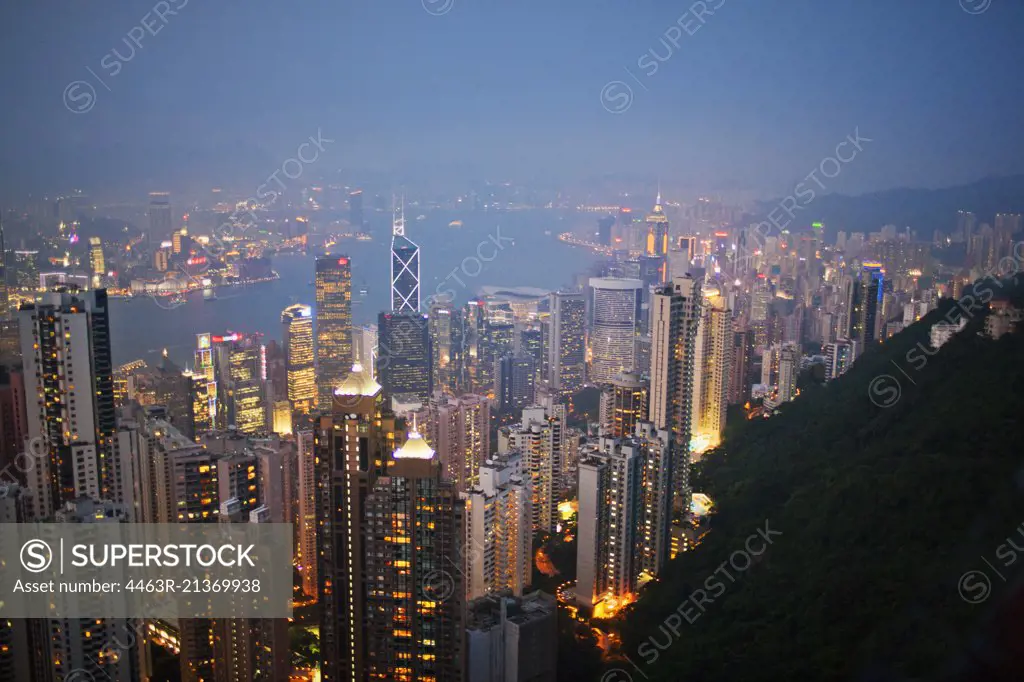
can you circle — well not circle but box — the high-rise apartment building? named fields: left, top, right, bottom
left=500, top=406, right=564, bottom=533
left=315, top=255, right=353, bottom=409
left=824, top=338, right=857, bottom=381
left=598, top=371, right=648, bottom=438
left=777, top=344, right=800, bottom=403
left=467, top=451, right=532, bottom=600
left=648, top=276, right=702, bottom=511
left=19, top=289, right=119, bottom=518
left=546, top=291, right=585, bottom=395
left=849, top=263, right=884, bottom=346
left=465, top=592, right=558, bottom=682
left=589, top=278, right=643, bottom=384
left=576, top=436, right=644, bottom=616
left=282, top=303, right=316, bottom=413
left=497, top=354, right=536, bottom=414
left=691, top=289, right=732, bottom=451
left=423, top=391, right=491, bottom=493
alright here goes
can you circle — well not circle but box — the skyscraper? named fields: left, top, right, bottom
left=390, top=200, right=421, bottom=312
left=315, top=255, right=353, bottom=409
left=317, top=364, right=399, bottom=681
left=546, top=291, right=586, bottom=395
left=18, top=289, right=119, bottom=518
left=429, top=301, right=463, bottom=393
left=589, top=278, right=643, bottom=384
left=467, top=451, right=532, bottom=600
left=778, top=343, right=800, bottom=403
left=222, top=333, right=266, bottom=435
left=500, top=406, right=564, bottom=533
left=317, top=365, right=464, bottom=681
left=377, top=311, right=432, bottom=402
left=89, top=236, right=105, bottom=286
left=497, top=354, right=536, bottom=414
left=649, top=276, right=702, bottom=511
left=691, top=289, right=733, bottom=451
left=282, top=304, right=316, bottom=413
left=424, top=391, right=491, bottom=493
left=824, top=338, right=857, bottom=381
left=849, top=263, right=884, bottom=346
left=645, top=191, right=670, bottom=257
left=576, top=436, right=644, bottom=616
left=598, top=371, right=648, bottom=438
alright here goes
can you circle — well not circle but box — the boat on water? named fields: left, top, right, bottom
left=416, top=214, right=427, bottom=221
left=449, top=220, right=463, bottom=228
left=203, top=289, right=218, bottom=302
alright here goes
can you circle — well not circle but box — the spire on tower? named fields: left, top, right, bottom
left=392, top=194, right=406, bottom=237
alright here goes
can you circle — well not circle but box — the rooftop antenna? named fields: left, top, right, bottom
left=392, top=194, right=406, bottom=236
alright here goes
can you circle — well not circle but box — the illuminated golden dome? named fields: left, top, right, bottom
left=333, top=363, right=382, bottom=397
left=393, top=426, right=435, bottom=460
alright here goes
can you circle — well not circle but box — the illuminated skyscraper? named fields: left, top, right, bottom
left=467, top=451, right=532, bottom=600
left=645, top=191, right=670, bottom=257
left=500, top=406, right=564, bottom=533
left=598, top=371, right=648, bottom=438
left=223, top=334, right=266, bottom=435
left=546, top=291, right=585, bottom=395
left=377, top=311, right=432, bottom=402
left=691, top=289, right=732, bottom=452
left=649, top=275, right=702, bottom=511
left=429, top=301, right=463, bottom=392
left=315, top=255, right=353, bottom=409
left=282, top=304, right=315, bottom=413
left=18, top=289, right=119, bottom=518
left=390, top=199, right=421, bottom=312
left=589, top=278, right=643, bottom=384
left=424, top=392, right=491, bottom=493
left=849, top=263, right=884, bottom=345
left=89, top=236, right=105, bottom=287
left=317, top=364, right=463, bottom=681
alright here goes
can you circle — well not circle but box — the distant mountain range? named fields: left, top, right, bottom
left=751, top=174, right=1024, bottom=239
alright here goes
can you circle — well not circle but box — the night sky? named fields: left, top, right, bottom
left=1, top=0, right=1022, bottom=198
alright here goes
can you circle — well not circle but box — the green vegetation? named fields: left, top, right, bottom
left=602, top=283, right=1024, bottom=680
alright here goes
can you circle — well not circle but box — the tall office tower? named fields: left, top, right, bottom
left=424, top=392, right=491, bottom=493
left=500, top=406, right=564, bottom=533
left=728, top=325, right=752, bottom=405
left=296, top=430, right=318, bottom=601
left=849, top=263, right=884, bottom=345
left=635, top=422, right=674, bottom=577
left=223, top=334, right=267, bottom=435
left=317, top=364, right=401, bottom=682
left=588, top=278, right=643, bottom=384
left=282, top=303, right=316, bottom=413
left=377, top=311, right=432, bottom=402
left=546, top=291, right=585, bottom=395
left=194, top=332, right=220, bottom=426
left=18, top=289, right=118, bottom=518
left=597, top=371, right=648, bottom=438
left=184, top=370, right=215, bottom=437
left=466, top=451, right=532, bottom=600
left=430, top=302, right=463, bottom=392
left=519, top=326, right=543, bottom=367
left=315, top=255, right=353, bottom=409
left=645, top=191, right=670, bottom=257
left=649, top=276, right=702, bottom=510
left=361, top=427, right=466, bottom=681
left=691, top=291, right=733, bottom=451
left=154, top=356, right=194, bottom=438
left=465, top=591, right=558, bottom=682
left=89, top=236, right=105, bottom=286
left=148, top=192, right=172, bottom=243
left=497, top=354, right=536, bottom=414
left=390, top=200, right=421, bottom=312
left=576, top=436, right=644, bottom=616
left=44, top=499, right=139, bottom=682
left=348, top=189, right=364, bottom=228
left=824, top=338, right=857, bottom=381
left=777, top=344, right=800, bottom=403
left=477, top=319, right=514, bottom=392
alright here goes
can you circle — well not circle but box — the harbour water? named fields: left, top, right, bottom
left=109, top=209, right=602, bottom=366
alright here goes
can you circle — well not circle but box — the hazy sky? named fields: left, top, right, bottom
left=2, top=0, right=1022, bottom=198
